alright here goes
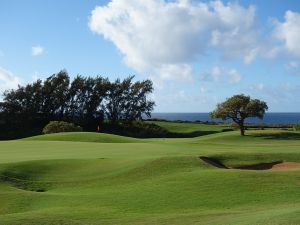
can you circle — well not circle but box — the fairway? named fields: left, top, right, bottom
left=1, top=130, right=300, bottom=225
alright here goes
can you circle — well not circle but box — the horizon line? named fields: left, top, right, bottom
left=152, top=112, right=300, bottom=114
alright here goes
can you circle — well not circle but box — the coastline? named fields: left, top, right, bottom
left=149, top=112, right=300, bottom=124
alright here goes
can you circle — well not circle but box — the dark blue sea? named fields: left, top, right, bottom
left=150, top=113, right=300, bottom=124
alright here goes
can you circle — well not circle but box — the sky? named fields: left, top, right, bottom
left=0, top=0, right=300, bottom=112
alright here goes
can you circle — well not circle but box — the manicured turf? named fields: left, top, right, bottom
left=148, top=120, right=227, bottom=137
left=1, top=128, right=300, bottom=224
left=22, top=132, right=141, bottom=143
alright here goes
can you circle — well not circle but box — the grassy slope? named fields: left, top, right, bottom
left=22, top=132, right=142, bottom=143
left=148, top=121, right=225, bottom=133
left=148, top=121, right=227, bottom=137
left=0, top=129, right=300, bottom=224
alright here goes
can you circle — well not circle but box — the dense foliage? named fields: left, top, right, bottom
left=42, top=121, right=82, bottom=134
left=102, top=121, right=169, bottom=138
left=210, top=94, right=268, bottom=135
left=0, top=70, right=154, bottom=139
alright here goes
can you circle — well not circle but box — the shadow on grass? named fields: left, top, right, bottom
left=166, top=130, right=219, bottom=138
left=101, top=121, right=233, bottom=138
left=0, top=170, right=49, bottom=192
left=200, top=156, right=284, bottom=170
left=250, top=132, right=300, bottom=140
left=235, top=161, right=283, bottom=170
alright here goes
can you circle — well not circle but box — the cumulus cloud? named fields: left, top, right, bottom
left=156, top=64, right=193, bottom=81
left=272, top=11, right=300, bottom=58
left=152, top=88, right=217, bottom=112
left=201, top=66, right=241, bottom=84
left=0, top=67, right=21, bottom=94
left=89, top=0, right=259, bottom=80
left=31, top=45, right=44, bottom=56
left=208, top=1, right=259, bottom=64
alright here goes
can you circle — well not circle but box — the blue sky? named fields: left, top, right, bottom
left=0, top=0, right=300, bottom=112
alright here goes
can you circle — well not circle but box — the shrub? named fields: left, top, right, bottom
left=102, top=121, right=169, bottom=138
left=294, top=124, right=300, bottom=131
left=128, top=121, right=169, bottom=137
left=42, top=121, right=82, bottom=134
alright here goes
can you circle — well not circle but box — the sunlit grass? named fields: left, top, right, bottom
left=1, top=128, right=300, bottom=224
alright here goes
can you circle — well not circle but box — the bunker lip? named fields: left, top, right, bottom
left=199, top=156, right=300, bottom=170
left=199, top=156, right=228, bottom=169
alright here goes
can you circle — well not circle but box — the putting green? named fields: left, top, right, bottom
left=1, top=129, right=300, bottom=224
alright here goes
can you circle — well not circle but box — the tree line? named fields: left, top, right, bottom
left=0, top=70, right=155, bottom=139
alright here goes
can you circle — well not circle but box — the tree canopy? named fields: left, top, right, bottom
left=210, top=94, right=268, bottom=135
left=0, top=70, right=155, bottom=139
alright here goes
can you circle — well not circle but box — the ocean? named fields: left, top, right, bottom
left=150, top=113, right=300, bottom=124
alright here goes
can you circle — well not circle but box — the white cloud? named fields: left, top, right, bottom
left=272, top=11, right=300, bottom=58
left=31, top=45, right=44, bottom=56
left=152, top=87, right=216, bottom=112
left=0, top=67, right=21, bottom=94
left=89, top=0, right=259, bottom=80
left=209, top=1, right=259, bottom=64
left=244, top=48, right=259, bottom=64
left=210, top=66, right=222, bottom=81
left=201, top=66, right=241, bottom=84
left=286, top=61, right=299, bottom=68
left=156, top=64, right=193, bottom=81
left=249, top=83, right=300, bottom=106
left=227, top=69, right=242, bottom=84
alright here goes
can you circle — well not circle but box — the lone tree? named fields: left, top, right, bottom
left=210, top=94, right=268, bottom=136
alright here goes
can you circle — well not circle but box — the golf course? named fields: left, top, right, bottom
left=2, top=0, right=300, bottom=224
left=0, top=122, right=300, bottom=225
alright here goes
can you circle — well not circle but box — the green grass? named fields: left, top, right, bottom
left=1, top=127, right=300, bottom=224
left=148, top=121, right=225, bottom=133
left=22, top=132, right=142, bottom=143
left=147, top=120, right=228, bottom=137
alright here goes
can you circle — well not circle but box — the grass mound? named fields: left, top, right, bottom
left=22, top=132, right=142, bottom=143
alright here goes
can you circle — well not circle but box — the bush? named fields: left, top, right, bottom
left=126, top=121, right=169, bottom=137
left=42, top=121, right=82, bottom=134
left=294, top=124, right=300, bottom=131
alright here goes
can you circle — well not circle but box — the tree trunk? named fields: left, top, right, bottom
left=240, top=126, right=245, bottom=136
left=239, top=121, right=245, bottom=136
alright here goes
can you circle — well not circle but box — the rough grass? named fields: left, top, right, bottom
left=1, top=128, right=300, bottom=224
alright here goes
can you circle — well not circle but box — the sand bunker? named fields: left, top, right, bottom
left=199, top=156, right=300, bottom=171
left=271, top=162, right=300, bottom=170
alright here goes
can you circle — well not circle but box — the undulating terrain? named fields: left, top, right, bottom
left=0, top=122, right=300, bottom=225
